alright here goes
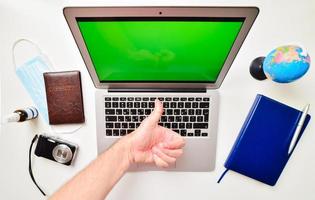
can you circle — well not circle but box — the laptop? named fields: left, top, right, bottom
left=64, top=6, right=258, bottom=171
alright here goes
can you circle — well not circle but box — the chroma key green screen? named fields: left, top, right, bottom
left=77, top=17, right=243, bottom=82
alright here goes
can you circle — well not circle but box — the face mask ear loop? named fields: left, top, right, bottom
left=12, top=39, right=53, bottom=71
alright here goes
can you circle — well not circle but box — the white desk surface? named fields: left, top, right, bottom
left=1, top=0, right=315, bottom=199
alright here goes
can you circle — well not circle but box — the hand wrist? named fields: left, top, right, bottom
left=114, top=133, right=135, bottom=169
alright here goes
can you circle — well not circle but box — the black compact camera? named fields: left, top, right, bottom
left=34, top=135, right=78, bottom=166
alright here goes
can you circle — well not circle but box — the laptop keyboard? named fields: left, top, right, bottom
left=104, top=96, right=210, bottom=137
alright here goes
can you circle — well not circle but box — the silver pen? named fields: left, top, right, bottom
left=288, top=104, right=310, bottom=154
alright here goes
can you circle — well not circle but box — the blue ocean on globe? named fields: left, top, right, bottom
left=263, top=45, right=310, bottom=83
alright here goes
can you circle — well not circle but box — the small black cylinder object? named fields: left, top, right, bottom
left=249, top=56, right=267, bottom=81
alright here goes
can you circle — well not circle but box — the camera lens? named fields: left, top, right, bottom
left=52, top=144, right=73, bottom=164
left=159, top=11, right=162, bottom=15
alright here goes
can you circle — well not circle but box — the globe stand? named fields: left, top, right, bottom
left=249, top=56, right=267, bottom=80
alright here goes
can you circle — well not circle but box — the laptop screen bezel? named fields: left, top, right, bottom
left=64, top=6, right=259, bottom=89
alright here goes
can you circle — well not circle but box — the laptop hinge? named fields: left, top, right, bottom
left=108, top=88, right=207, bottom=93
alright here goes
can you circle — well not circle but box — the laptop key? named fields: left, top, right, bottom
left=122, top=123, right=128, bottom=128
left=185, top=102, right=191, bottom=108
left=179, top=123, right=185, bottom=129
left=113, top=97, right=119, bottom=101
left=188, top=97, right=194, bottom=101
left=164, top=123, right=171, bottom=128
left=186, top=123, right=192, bottom=129
left=174, top=109, right=180, bottom=115
left=125, top=116, right=131, bottom=122
left=123, top=109, right=129, bottom=115
left=137, top=109, right=144, bottom=115
left=118, top=116, right=124, bottom=122
left=127, top=129, right=134, bottom=134
left=188, top=109, right=194, bottom=115
left=161, top=116, right=167, bottom=122
left=113, top=129, right=119, bottom=136
left=173, top=129, right=180, bottom=134
left=141, top=102, right=147, bottom=108
left=127, top=97, right=134, bottom=101
left=120, top=129, right=126, bottom=136
left=106, top=116, right=117, bottom=122
left=115, top=123, right=120, bottom=128
left=105, top=97, right=111, bottom=101
left=135, top=97, right=141, bottom=101
left=149, top=102, right=154, bottom=108
left=195, top=130, right=201, bottom=136
left=163, top=102, right=169, bottom=108
left=139, top=116, right=146, bottom=121
left=105, top=102, right=111, bottom=108
left=127, top=102, right=133, bottom=108
left=181, top=109, right=187, bottom=115
left=197, top=116, right=203, bottom=122
left=165, top=97, right=172, bottom=101
left=145, top=109, right=151, bottom=115
left=129, top=123, right=135, bottom=128
left=200, top=102, right=209, bottom=108
left=134, top=102, right=140, bottom=108
left=166, top=109, right=173, bottom=115
left=190, top=116, right=196, bottom=122
left=112, top=102, right=119, bottom=108
left=203, top=109, right=209, bottom=115
left=196, top=109, right=202, bottom=115
left=202, top=132, right=208, bottom=137
left=116, top=109, right=122, bottom=115
left=183, top=116, right=189, bottom=122
left=180, top=130, right=187, bottom=136
left=168, top=116, right=174, bottom=122
left=120, top=102, right=126, bottom=108
left=106, top=129, right=112, bottom=136
left=193, top=123, right=208, bottom=129
left=187, top=132, right=193, bottom=137
left=172, top=123, right=178, bottom=129
left=106, top=123, right=114, bottom=128
left=130, top=109, right=137, bottom=115
left=171, top=102, right=177, bottom=108
left=132, top=116, right=138, bottom=122
left=105, top=109, right=115, bottom=115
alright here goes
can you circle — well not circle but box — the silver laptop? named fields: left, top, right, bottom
left=64, top=6, right=258, bottom=171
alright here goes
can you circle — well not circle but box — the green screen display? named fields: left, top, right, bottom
left=77, top=18, right=243, bottom=82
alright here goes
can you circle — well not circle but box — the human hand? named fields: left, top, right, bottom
left=128, top=99, right=185, bottom=168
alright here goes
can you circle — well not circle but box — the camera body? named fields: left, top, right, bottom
left=34, top=135, right=78, bottom=166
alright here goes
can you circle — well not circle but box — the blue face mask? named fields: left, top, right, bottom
left=15, top=55, right=52, bottom=123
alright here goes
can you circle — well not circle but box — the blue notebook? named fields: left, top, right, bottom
left=218, top=94, right=311, bottom=186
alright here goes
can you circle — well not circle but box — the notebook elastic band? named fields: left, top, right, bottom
left=217, top=168, right=229, bottom=183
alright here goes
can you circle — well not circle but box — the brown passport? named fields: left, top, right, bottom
left=44, top=71, right=85, bottom=124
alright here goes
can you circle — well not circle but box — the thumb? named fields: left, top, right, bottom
left=148, top=99, right=164, bottom=124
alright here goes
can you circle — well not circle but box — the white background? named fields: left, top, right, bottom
left=1, top=0, right=315, bottom=199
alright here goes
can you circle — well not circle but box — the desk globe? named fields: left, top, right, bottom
left=250, top=45, right=310, bottom=83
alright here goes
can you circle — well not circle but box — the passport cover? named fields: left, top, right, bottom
left=219, top=94, right=311, bottom=186
left=44, top=71, right=85, bottom=124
